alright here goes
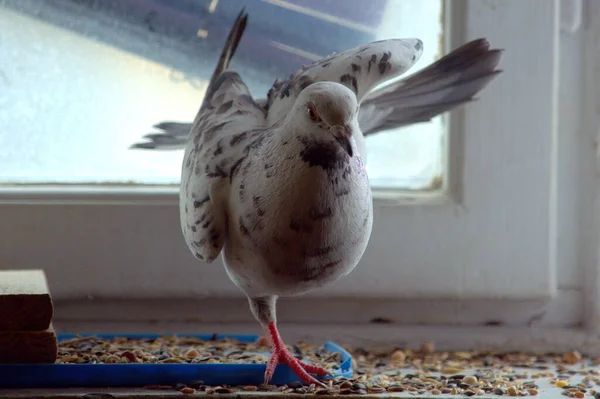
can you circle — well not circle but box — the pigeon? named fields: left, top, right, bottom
left=132, top=9, right=502, bottom=386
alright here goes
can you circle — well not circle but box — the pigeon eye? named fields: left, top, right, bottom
left=307, top=105, right=320, bottom=122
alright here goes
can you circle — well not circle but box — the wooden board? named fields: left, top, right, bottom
left=0, top=270, right=53, bottom=331
left=0, top=325, right=57, bottom=363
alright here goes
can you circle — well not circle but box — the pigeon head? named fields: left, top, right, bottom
left=295, top=82, right=358, bottom=157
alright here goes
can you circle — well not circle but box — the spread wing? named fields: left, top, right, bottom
left=358, top=38, right=503, bottom=135
left=264, top=38, right=423, bottom=125
left=130, top=14, right=502, bottom=153
left=179, top=10, right=266, bottom=263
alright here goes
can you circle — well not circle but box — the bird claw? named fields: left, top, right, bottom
left=264, top=346, right=330, bottom=387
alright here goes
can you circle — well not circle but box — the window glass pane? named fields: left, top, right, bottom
left=0, top=0, right=443, bottom=189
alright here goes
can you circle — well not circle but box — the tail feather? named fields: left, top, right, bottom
left=375, top=52, right=502, bottom=101
left=212, top=8, right=247, bottom=79
left=380, top=72, right=499, bottom=110
left=396, top=39, right=502, bottom=90
left=203, top=8, right=248, bottom=108
left=359, top=38, right=503, bottom=135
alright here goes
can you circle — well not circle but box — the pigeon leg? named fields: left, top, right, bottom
left=263, top=321, right=331, bottom=386
left=248, top=296, right=330, bottom=386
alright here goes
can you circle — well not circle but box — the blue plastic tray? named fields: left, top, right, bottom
left=0, top=333, right=353, bottom=388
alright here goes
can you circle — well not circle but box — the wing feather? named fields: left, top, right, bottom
left=264, top=38, right=423, bottom=125
left=130, top=14, right=502, bottom=169
left=359, top=39, right=503, bottom=135
left=179, top=10, right=266, bottom=263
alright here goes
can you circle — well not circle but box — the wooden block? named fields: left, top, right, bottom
left=0, top=325, right=57, bottom=363
left=0, top=270, right=53, bottom=331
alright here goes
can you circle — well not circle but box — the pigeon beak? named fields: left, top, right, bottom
left=331, top=125, right=353, bottom=157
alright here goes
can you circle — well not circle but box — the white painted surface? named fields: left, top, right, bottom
left=1, top=0, right=597, bottom=337
left=561, top=0, right=583, bottom=33
left=581, top=0, right=600, bottom=333
left=51, top=318, right=600, bottom=356
left=53, top=292, right=583, bottom=327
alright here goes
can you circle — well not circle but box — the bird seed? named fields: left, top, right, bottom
left=55, top=335, right=600, bottom=397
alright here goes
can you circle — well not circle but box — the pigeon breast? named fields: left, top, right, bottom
left=221, top=128, right=373, bottom=298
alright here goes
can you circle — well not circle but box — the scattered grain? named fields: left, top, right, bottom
left=421, top=341, right=435, bottom=354
left=120, top=350, right=137, bottom=363
left=142, top=385, right=172, bottom=390
left=184, top=348, right=200, bottom=359
left=387, top=385, right=404, bottom=392
left=564, top=351, right=582, bottom=365
left=369, top=385, right=386, bottom=393
left=189, top=380, right=205, bottom=389
left=463, top=375, right=478, bottom=386
left=442, top=366, right=466, bottom=374
left=255, top=335, right=270, bottom=347
left=391, top=350, right=406, bottom=363
left=53, top=334, right=600, bottom=398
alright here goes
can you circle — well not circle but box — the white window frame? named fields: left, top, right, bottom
left=3, top=0, right=599, bottom=350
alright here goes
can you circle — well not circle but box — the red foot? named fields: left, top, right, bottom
left=264, top=322, right=331, bottom=386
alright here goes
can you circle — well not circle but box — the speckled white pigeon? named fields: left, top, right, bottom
left=132, top=10, right=502, bottom=386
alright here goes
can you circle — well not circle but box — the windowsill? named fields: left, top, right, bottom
left=0, top=185, right=449, bottom=206
left=3, top=296, right=596, bottom=398
left=51, top=294, right=583, bottom=348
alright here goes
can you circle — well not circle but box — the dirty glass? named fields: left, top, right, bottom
left=0, top=0, right=443, bottom=189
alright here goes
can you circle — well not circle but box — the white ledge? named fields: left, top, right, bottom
left=0, top=185, right=448, bottom=206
